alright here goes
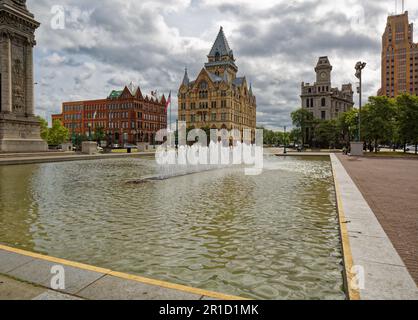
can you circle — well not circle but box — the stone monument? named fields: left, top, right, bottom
left=0, top=0, right=47, bottom=152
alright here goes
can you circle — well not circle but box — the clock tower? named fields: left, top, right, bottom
left=0, top=0, right=47, bottom=152
left=315, top=56, right=332, bottom=84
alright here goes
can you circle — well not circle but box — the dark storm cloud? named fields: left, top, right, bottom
left=27, top=0, right=410, bottom=129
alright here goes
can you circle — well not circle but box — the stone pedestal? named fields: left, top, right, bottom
left=350, top=142, right=364, bottom=156
left=82, top=141, right=98, bottom=155
left=0, top=1, right=48, bottom=153
left=0, top=113, right=47, bottom=152
left=137, top=142, right=150, bottom=152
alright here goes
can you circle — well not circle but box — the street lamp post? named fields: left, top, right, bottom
left=284, top=126, right=287, bottom=155
left=355, top=61, right=366, bottom=142
left=88, top=123, right=92, bottom=141
left=350, top=61, right=367, bottom=156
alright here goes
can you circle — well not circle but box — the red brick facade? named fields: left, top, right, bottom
left=52, top=85, right=167, bottom=146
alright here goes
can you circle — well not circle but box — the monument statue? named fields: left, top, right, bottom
left=0, top=0, right=47, bottom=152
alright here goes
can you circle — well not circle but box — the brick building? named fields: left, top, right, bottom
left=178, top=27, right=257, bottom=136
left=52, top=83, right=167, bottom=146
left=301, top=56, right=354, bottom=121
left=378, top=11, right=418, bottom=97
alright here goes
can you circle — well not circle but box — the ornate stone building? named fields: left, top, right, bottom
left=0, top=0, right=47, bottom=152
left=378, top=11, right=418, bottom=97
left=178, top=27, right=256, bottom=136
left=301, top=56, right=354, bottom=121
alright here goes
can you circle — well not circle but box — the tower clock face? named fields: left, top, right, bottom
left=320, top=72, right=327, bottom=80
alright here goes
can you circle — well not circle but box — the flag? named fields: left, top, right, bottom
left=165, top=91, right=171, bottom=113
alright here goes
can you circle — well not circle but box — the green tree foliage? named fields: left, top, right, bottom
left=260, top=127, right=286, bottom=146
left=337, top=108, right=359, bottom=145
left=396, top=94, right=418, bottom=154
left=48, top=120, right=70, bottom=146
left=314, top=120, right=339, bottom=149
left=36, top=116, right=49, bottom=141
left=291, top=108, right=315, bottom=145
left=361, top=96, right=396, bottom=152
left=287, top=94, right=417, bottom=153
left=93, top=126, right=106, bottom=143
left=289, top=128, right=302, bottom=145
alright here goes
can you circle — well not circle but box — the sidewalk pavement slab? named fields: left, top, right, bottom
left=77, top=275, right=202, bottom=300
left=0, top=250, right=34, bottom=274
left=0, top=274, right=45, bottom=300
left=32, top=290, right=83, bottom=300
left=7, top=259, right=106, bottom=295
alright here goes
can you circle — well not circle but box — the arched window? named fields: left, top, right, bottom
left=215, top=51, right=220, bottom=61
left=199, top=81, right=208, bottom=89
left=199, top=81, right=208, bottom=99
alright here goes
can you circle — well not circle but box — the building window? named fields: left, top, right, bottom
left=321, top=98, right=326, bottom=107
left=321, top=111, right=326, bottom=120
left=211, top=113, right=217, bottom=121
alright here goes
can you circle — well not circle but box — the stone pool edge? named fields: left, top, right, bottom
left=330, top=154, right=418, bottom=300
left=0, top=244, right=246, bottom=300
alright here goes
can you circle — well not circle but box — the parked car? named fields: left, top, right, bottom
left=406, top=145, right=416, bottom=152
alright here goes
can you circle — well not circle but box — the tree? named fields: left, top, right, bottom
left=36, top=116, right=49, bottom=141
left=314, top=120, right=339, bottom=149
left=48, top=120, right=70, bottom=146
left=289, top=128, right=302, bottom=145
left=396, top=94, right=418, bottom=154
left=337, top=108, right=359, bottom=146
left=291, top=108, right=314, bottom=146
left=362, top=96, right=396, bottom=153
left=93, top=126, right=106, bottom=143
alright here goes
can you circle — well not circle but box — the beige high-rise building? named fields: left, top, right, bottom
left=378, top=11, right=418, bottom=97
left=178, top=27, right=256, bottom=135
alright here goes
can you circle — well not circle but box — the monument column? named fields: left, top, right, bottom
left=1, top=32, right=12, bottom=113
left=25, top=40, right=34, bottom=116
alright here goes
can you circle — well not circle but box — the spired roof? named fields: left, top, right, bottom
left=182, top=68, right=190, bottom=86
left=208, top=26, right=233, bottom=57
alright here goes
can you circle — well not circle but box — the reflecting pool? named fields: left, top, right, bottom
left=0, top=156, right=345, bottom=299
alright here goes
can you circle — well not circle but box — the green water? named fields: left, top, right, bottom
left=0, top=156, right=345, bottom=299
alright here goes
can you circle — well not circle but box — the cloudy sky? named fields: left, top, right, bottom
left=28, top=0, right=418, bottom=129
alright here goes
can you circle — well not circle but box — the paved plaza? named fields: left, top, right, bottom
left=337, top=154, right=418, bottom=285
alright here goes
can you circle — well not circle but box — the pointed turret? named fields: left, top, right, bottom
left=127, top=81, right=136, bottom=95
left=161, top=94, right=166, bottom=105
left=205, top=26, right=238, bottom=76
left=208, top=27, right=233, bottom=58
left=135, top=86, right=143, bottom=99
left=182, top=67, right=190, bottom=86
left=249, top=83, right=253, bottom=96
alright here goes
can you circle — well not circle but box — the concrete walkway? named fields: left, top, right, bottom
left=0, top=244, right=243, bottom=300
left=331, top=154, right=418, bottom=300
